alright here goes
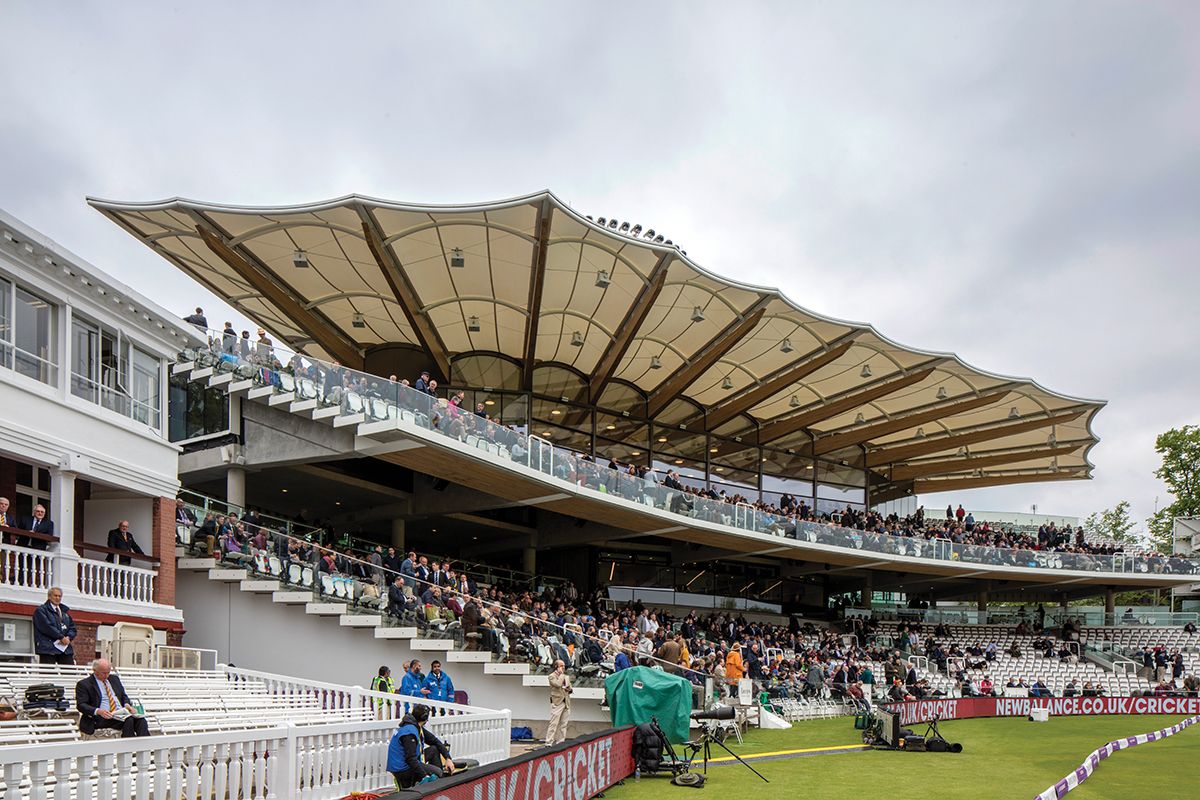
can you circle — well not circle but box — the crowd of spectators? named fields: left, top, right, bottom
left=184, top=325, right=1200, bottom=576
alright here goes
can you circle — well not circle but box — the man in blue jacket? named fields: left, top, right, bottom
left=387, top=704, right=456, bottom=788
left=33, top=587, right=76, bottom=664
left=424, top=660, right=455, bottom=707
left=401, top=660, right=431, bottom=699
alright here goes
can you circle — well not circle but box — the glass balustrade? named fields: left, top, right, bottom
left=178, top=332, right=1200, bottom=578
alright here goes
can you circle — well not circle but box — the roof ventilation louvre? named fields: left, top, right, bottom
left=293, top=250, right=309, bottom=269
left=449, top=248, right=465, bottom=268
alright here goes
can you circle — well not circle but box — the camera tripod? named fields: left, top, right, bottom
left=648, top=714, right=768, bottom=786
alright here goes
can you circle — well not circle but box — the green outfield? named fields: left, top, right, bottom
left=604, top=715, right=1199, bottom=800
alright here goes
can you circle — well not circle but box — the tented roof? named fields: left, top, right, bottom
left=89, top=190, right=1104, bottom=493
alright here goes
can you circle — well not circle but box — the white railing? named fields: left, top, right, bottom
left=77, top=557, right=156, bottom=604
left=157, top=645, right=220, bottom=671
left=0, top=542, right=53, bottom=592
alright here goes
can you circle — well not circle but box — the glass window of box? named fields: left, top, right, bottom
left=596, top=381, right=646, bottom=418
left=70, top=313, right=162, bottom=429
left=168, top=372, right=230, bottom=442
left=6, top=283, right=57, bottom=385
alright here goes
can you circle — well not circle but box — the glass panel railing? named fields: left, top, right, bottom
left=177, top=332, right=1200, bottom=579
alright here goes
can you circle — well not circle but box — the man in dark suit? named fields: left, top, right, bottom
left=18, top=504, right=54, bottom=550
left=33, top=587, right=76, bottom=664
left=75, top=658, right=151, bottom=737
left=107, top=520, right=144, bottom=565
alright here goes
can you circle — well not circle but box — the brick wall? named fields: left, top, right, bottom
left=73, top=621, right=98, bottom=665
left=151, top=496, right=178, bottom=606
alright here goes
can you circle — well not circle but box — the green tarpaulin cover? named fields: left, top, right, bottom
left=605, top=666, right=693, bottom=744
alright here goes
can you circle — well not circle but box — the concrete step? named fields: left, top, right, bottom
left=208, top=372, right=233, bottom=388
left=228, top=379, right=254, bottom=396
left=522, top=674, right=550, bottom=687
left=333, top=412, right=365, bottom=428
left=272, top=591, right=313, bottom=604
left=340, top=614, right=383, bottom=627
left=289, top=399, right=318, bottom=415
left=191, top=366, right=214, bottom=380
left=268, top=391, right=295, bottom=406
left=247, top=385, right=274, bottom=400
left=178, top=558, right=217, bottom=570
left=313, top=405, right=341, bottom=422
left=209, top=568, right=249, bottom=581
left=573, top=688, right=606, bottom=700
left=174, top=546, right=188, bottom=557
left=240, top=579, right=281, bottom=593
left=374, top=626, right=419, bottom=639
left=484, top=662, right=530, bottom=676
left=409, top=638, right=455, bottom=651
left=171, top=361, right=195, bottom=375
left=446, top=650, right=493, bottom=664
left=305, top=602, right=348, bottom=616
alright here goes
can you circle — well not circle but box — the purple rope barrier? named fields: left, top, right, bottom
left=1034, top=714, right=1200, bottom=799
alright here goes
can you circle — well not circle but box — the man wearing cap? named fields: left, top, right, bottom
left=387, top=704, right=456, bottom=788
left=414, top=370, right=433, bottom=394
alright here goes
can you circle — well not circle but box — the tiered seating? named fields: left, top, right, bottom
left=872, top=622, right=1126, bottom=697
left=1081, top=626, right=1200, bottom=683
left=0, top=663, right=375, bottom=744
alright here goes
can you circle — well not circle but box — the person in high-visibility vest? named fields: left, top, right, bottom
left=371, top=665, right=397, bottom=713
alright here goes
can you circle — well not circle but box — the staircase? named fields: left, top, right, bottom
left=173, top=549, right=608, bottom=724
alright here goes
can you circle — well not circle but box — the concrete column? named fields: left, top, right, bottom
left=977, top=591, right=988, bottom=614
left=390, top=518, right=406, bottom=551
left=226, top=466, right=246, bottom=509
left=1104, top=588, right=1116, bottom=614
left=862, top=573, right=874, bottom=609
left=522, top=532, right=538, bottom=576
left=50, top=468, right=80, bottom=602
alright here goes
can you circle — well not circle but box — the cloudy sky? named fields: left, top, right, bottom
left=2, top=2, right=1197, bottom=529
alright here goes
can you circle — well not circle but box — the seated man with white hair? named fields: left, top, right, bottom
left=75, top=658, right=151, bottom=737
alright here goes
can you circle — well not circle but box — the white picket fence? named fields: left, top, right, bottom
left=0, top=665, right=512, bottom=800
left=0, top=542, right=53, bottom=592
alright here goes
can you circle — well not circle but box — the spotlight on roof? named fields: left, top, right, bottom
left=586, top=215, right=594, bottom=221
left=780, top=338, right=794, bottom=353
left=595, top=270, right=611, bottom=288
left=860, top=364, right=872, bottom=378
left=664, top=239, right=673, bottom=246
left=789, top=395, right=800, bottom=408
left=293, top=250, right=309, bottom=268
left=1008, top=407, right=1020, bottom=419
left=630, top=224, right=642, bottom=236
left=936, top=386, right=947, bottom=400
left=649, top=355, right=662, bottom=370
left=644, top=229, right=656, bottom=239
left=1051, top=458, right=1060, bottom=472
left=1048, top=433, right=1057, bottom=446
left=619, top=222, right=631, bottom=233
left=608, top=219, right=618, bottom=229
left=722, top=375, right=734, bottom=390
left=654, top=235, right=665, bottom=243
left=957, top=446, right=968, bottom=457
left=597, top=217, right=607, bottom=226
left=449, top=248, right=465, bottom=268
left=691, top=306, right=705, bottom=323
left=915, top=427, right=926, bottom=438
left=467, top=315, right=481, bottom=332
left=854, top=412, right=865, bottom=424
left=570, top=331, right=585, bottom=347
left=351, top=313, right=366, bottom=329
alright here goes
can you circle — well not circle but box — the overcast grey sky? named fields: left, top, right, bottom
left=2, top=2, right=1197, bottom=529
